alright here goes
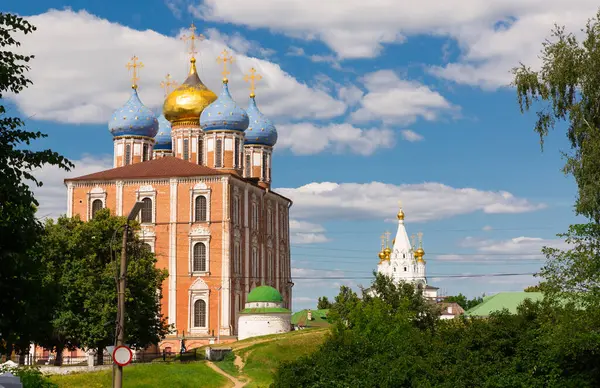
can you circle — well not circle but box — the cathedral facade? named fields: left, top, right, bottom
left=64, top=29, right=292, bottom=349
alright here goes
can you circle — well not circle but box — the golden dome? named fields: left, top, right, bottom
left=163, top=58, right=218, bottom=126
left=384, top=247, right=392, bottom=255
left=414, top=247, right=425, bottom=262
left=378, top=251, right=385, bottom=261
left=397, top=209, right=405, bottom=220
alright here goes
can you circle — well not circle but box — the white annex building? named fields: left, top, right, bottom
left=237, top=285, right=291, bottom=340
left=377, top=204, right=439, bottom=299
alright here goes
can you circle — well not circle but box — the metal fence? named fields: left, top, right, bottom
left=7, top=350, right=203, bottom=366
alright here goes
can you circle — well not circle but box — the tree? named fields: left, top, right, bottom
left=316, top=296, right=333, bottom=310
left=36, top=211, right=169, bottom=365
left=0, top=12, right=72, bottom=357
left=445, top=293, right=484, bottom=310
left=512, top=9, right=600, bottom=223
left=524, top=282, right=548, bottom=292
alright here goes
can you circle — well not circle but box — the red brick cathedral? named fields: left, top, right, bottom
left=64, top=29, right=292, bottom=349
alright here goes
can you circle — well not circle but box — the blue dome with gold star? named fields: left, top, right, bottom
left=200, top=82, right=249, bottom=132
left=153, top=115, right=172, bottom=150
left=245, top=96, right=277, bottom=146
left=109, top=88, right=159, bottom=138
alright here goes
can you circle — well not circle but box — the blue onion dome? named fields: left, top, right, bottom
left=200, top=81, right=249, bottom=132
left=153, top=114, right=172, bottom=150
left=245, top=96, right=277, bottom=146
left=109, top=87, right=159, bottom=138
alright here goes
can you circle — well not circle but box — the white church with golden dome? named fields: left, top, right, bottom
left=377, top=204, right=439, bottom=299
left=64, top=24, right=292, bottom=351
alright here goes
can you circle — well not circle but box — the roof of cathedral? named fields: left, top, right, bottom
left=200, top=81, right=249, bottom=132
left=153, top=115, right=172, bottom=150
left=392, top=206, right=412, bottom=255
left=245, top=96, right=278, bottom=147
left=66, top=156, right=223, bottom=181
left=247, top=285, right=283, bottom=303
left=109, top=88, right=159, bottom=138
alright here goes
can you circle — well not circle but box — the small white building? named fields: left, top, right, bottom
left=237, top=286, right=291, bottom=341
left=376, top=204, right=439, bottom=299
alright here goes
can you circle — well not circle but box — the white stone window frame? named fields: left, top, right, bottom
left=188, top=278, right=210, bottom=335
left=137, top=227, right=156, bottom=253
left=189, top=226, right=211, bottom=276
left=88, top=187, right=107, bottom=221
left=190, top=182, right=211, bottom=224
left=136, top=185, right=157, bottom=225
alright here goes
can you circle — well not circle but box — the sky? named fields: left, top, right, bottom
left=4, top=0, right=595, bottom=311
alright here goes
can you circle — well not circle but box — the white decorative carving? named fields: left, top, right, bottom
left=190, top=277, right=209, bottom=290
left=251, top=234, right=258, bottom=245
left=139, top=185, right=154, bottom=192
left=233, top=229, right=241, bottom=240
left=90, top=186, right=104, bottom=194
left=193, top=182, right=208, bottom=190
left=189, top=226, right=211, bottom=237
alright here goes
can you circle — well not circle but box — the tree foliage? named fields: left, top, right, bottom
left=37, top=210, right=169, bottom=365
left=316, top=296, right=333, bottom=310
left=0, top=12, right=72, bottom=355
left=444, top=293, right=484, bottom=310
left=273, top=277, right=600, bottom=387
left=512, top=10, right=600, bottom=222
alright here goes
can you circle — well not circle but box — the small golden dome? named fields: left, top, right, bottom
left=384, top=247, right=392, bottom=255
left=378, top=251, right=385, bottom=261
left=163, top=58, right=218, bottom=126
left=397, top=209, right=405, bottom=220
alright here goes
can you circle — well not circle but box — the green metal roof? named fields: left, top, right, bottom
left=239, top=307, right=290, bottom=314
left=291, top=309, right=331, bottom=327
left=465, top=292, right=544, bottom=317
left=247, top=286, right=283, bottom=303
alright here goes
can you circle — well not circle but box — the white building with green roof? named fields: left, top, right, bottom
left=238, top=286, right=291, bottom=340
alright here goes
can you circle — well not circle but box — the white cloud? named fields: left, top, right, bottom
left=289, top=220, right=329, bottom=244
left=337, top=85, right=364, bottom=107
left=277, top=123, right=395, bottom=155
left=31, top=155, right=113, bottom=219
left=482, top=225, right=494, bottom=231
left=11, top=9, right=346, bottom=126
left=204, top=28, right=275, bottom=58
left=277, top=182, right=545, bottom=223
left=191, top=0, right=600, bottom=88
left=351, top=70, right=459, bottom=125
left=401, top=130, right=424, bottom=142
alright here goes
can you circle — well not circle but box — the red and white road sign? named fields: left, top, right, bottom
left=112, top=346, right=133, bottom=367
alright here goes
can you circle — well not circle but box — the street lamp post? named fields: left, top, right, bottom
left=113, top=202, right=144, bottom=388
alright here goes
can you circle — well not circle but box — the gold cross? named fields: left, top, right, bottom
left=398, top=199, right=403, bottom=209
left=216, top=49, right=234, bottom=82
left=244, top=67, right=262, bottom=98
left=410, top=234, right=416, bottom=249
left=417, top=231, right=423, bottom=247
left=379, top=233, right=386, bottom=249
left=181, top=23, right=205, bottom=59
left=160, top=73, right=178, bottom=96
left=384, top=231, right=391, bottom=247
left=126, top=55, right=144, bottom=89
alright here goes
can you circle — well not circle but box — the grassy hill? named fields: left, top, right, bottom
left=50, top=361, right=229, bottom=388
left=214, top=328, right=329, bottom=388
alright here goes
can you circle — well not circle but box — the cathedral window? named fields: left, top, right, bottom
left=142, top=144, right=149, bottom=162
left=234, top=242, right=241, bottom=274
left=215, top=139, right=222, bottom=167
left=234, top=138, right=240, bottom=167
left=125, top=144, right=131, bottom=165
left=404, top=267, right=407, bottom=272
left=144, top=243, right=152, bottom=252
left=233, top=196, right=241, bottom=225
left=245, top=153, right=251, bottom=177
left=197, top=138, right=203, bottom=164
left=193, top=299, right=207, bottom=328
left=266, top=208, right=272, bottom=235
left=251, top=202, right=259, bottom=229
left=193, top=242, right=207, bottom=272
left=251, top=247, right=258, bottom=280
left=91, top=199, right=103, bottom=219
left=267, top=250, right=273, bottom=282
left=262, top=153, right=267, bottom=181
left=183, top=139, right=189, bottom=161
left=140, top=197, right=153, bottom=223
left=194, top=195, right=207, bottom=222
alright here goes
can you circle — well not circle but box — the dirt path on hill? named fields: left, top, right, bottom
left=206, top=361, right=245, bottom=388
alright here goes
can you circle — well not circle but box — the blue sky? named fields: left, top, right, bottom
left=6, top=0, right=595, bottom=311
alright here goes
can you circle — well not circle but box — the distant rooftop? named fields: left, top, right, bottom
left=291, top=309, right=331, bottom=327
left=465, top=292, right=544, bottom=317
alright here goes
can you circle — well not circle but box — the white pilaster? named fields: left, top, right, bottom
left=244, top=185, right=250, bottom=293
left=275, top=202, right=280, bottom=290
left=168, top=178, right=178, bottom=328
left=116, top=181, right=124, bottom=216
left=66, top=182, right=74, bottom=218
left=221, top=177, right=231, bottom=335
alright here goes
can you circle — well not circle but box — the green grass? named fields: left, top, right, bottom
left=50, top=361, right=229, bottom=388
left=214, top=352, right=241, bottom=378
left=236, top=329, right=328, bottom=388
